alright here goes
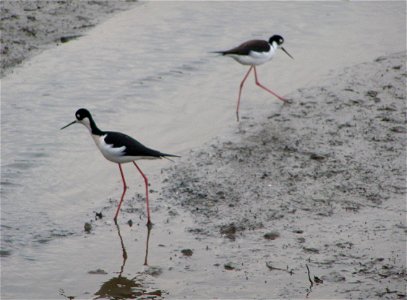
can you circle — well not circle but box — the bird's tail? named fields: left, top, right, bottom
left=160, top=153, right=181, bottom=162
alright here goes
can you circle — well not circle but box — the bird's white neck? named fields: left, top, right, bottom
left=270, top=41, right=279, bottom=50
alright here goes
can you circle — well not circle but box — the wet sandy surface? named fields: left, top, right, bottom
left=1, top=0, right=137, bottom=77
left=162, top=51, right=407, bottom=299
left=1, top=1, right=406, bottom=299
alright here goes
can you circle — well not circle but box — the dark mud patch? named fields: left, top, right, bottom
left=162, top=52, right=407, bottom=298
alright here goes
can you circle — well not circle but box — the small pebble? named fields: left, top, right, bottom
left=181, top=249, right=193, bottom=256
left=84, top=222, right=92, bottom=233
left=224, top=262, right=239, bottom=270
left=95, top=212, right=103, bottom=220
left=264, top=231, right=280, bottom=240
left=88, top=268, right=107, bottom=275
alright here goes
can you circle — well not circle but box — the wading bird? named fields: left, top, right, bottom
left=213, top=34, right=293, bottom=121
left=61, top=108, right=179, bottom=225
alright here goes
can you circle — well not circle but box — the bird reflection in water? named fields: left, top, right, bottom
left=94, top=223, right=161, bottom=299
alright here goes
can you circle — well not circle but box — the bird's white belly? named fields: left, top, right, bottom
left=228, top=49, right=274, bottom=66
left=92, top=135, right=160, bottom=164
left=92, top=134, right=126, bottom=163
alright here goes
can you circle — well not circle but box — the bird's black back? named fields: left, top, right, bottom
left=104, top=131, right=177, bottom=158
left=218, top=39, right=271, bottom=56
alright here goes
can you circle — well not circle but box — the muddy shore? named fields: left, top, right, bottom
left=1, top=1, right=406, bottom=299
left=161, top=51, right=407, bottom=298
left=0, top=0, right=137, bottom=77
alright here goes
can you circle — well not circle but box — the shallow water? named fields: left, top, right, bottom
left=1, top=1, right=405, bottom=299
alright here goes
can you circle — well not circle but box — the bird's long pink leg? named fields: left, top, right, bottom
left=114, top=163, right=127, bottom=224
left=133, top=162, right=151, bottom=226
left=253, top=66, right=286, bottom=102
left=236, top=65, right=254, bottom=121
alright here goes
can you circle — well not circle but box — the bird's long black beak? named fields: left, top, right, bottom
left=281, top=47, right=294, bottom=59
left=60, top=120, right=77, bottom=130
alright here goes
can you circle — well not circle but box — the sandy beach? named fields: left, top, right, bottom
left=1, top=1, right=406, bottom=299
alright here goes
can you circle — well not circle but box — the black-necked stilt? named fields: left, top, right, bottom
left=213, top=34, right=293, bottom=121
left=61, top=108, right=179, bottom=225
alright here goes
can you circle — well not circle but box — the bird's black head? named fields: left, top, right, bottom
left=269, top=35, right=284, bottom=46
left=61, top=108, right=94, bottom=130
left=269, top=34, right=294, bottom=59
left=75, top=108, right=92, bottom=121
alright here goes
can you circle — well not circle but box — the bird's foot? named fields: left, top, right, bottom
left=282, top=97, right=294, bottom=104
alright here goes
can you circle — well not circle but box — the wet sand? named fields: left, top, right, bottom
left=162, top=51, right=407, bottom=298
left=1, top=0, right=137, bottom=77
left=1, top=1, right=406, bottom=299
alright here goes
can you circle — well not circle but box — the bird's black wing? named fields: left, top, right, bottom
left=104, top=131, right=178, bottom=158
left=216, top=39, right=270, bottom=56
